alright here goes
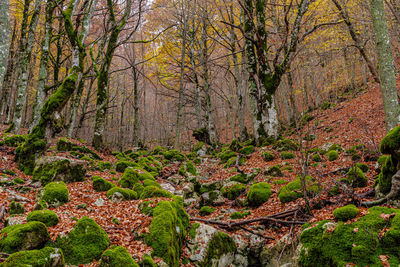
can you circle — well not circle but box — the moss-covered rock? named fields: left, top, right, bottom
left=15, top=136, right=47, bottom=175
left=380, top=125, right=400, bottom=155
left=218, top=149, right=237, bottom=163
left=221, top=183, right=246, bottom=200
left=229, top=173, right=249, bottom=184
left=311, top=154, right=322, bottom=162
left=376, top=155, right=398, bottom=195
left=139, top=254, right=157, bottom=267
left=115, top=161, right=140, bottom=172
left=137, top=169, right=155, bottom=181
left=327, top=150, right=338, bottom=161
left=199, top=206, right=216, bottom=216
left=328, top=143, right=343, bottom=152
left=265, top=165, right=283, bottom=177
left=146, top=198, right=189, bottom=267
left=32, top=156, right=86, bottom=185
left=106, top=187, right=137, bottom=200
left=263, top=151, right=275, bottom=161
left=344, top=166, right=367, bottom=188
left=27, top=210, right=59, bottom=227
left=230, top=210, right=250, bottom=219
left=118, top=168, right=140, bottom=188
left=299, top=206, right=400, bottom=266
left=247, top=182, right=271, bottom=207
left=0, top=247, right=64, bottom=267
left=56, top=137, right=73, bottom=151
left=281, top=151, right=295, bottom=159
left=99, top=245, right=139, bottom=267
left=223, top=155, right=246, bottom=168
left=239, top=145, right=255, bottom=155
left=1, top=134, right=27, bottom=147
left=275, top=139, right=299, bottom=151
left=56, top=216, right=110, bottom=265
left=143, top=179, right=161, bottom=188
left=278, top=176, right=321, bottom=204
left=0, top=221, right=50, bottom=253
left=163, top=150, right=185, bottom=162
left=139, top=186, right=173, bottom=199
left=333, top=205, right=359, bottom=221
left=9, top=201, right=25, bottom=215
left=356, top=163, right=369, bottom=173
left=92, top=176, right=116, bottom=192
left=41, top=181, right=69, bottom=207
left=200, top=231, right=236, bottom=266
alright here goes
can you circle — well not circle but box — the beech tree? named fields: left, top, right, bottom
left=0, top=0, right=10, bottom=85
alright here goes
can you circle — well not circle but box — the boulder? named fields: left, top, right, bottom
left=1, top=247, right=64, bottom=267
left=260, top=234, right=300, bottom=267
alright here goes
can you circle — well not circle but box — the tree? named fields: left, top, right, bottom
left=369, top=0, right=400, bottom=131
left=0, top=0, right=10, bottom=86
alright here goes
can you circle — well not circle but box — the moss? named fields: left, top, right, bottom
left=273, top=179, right=288, bottom=185
left=15, top=136, right=47, bottom=175
left=222, top=183, right=246, bottom=200
left=13, top=177, right=24, bottom=184
left=0, top=221, right=50, bottom=253
left=263, top=151, right=275, bottom=161
left=278, top=176, right=321, bottom=204
left=2, top=135, right=27, bottom=147
left=139, top=254, right=157, bottom=267
left=118, top=168, right=140, bottom=188
left=265, top=165, right=283, bottom=177
left=378, top=155, right=388, bottom=167
left=133, top=183, right=144, bottom=196
left=356, top=163, right=369, bottom=173
left=163, top=149, right=185, bottom=162
left=56, top=137, right=73, bottom=151
left=376, top=155, right=398, bottom=194
left=106, top=187, right=137, bottom=200
left=199, top=206, right=216, bottom=216
left=137, top=170, right=155, bottom=181
left=275, top=139, right=299, bottom=151
left=98, top=161, right=112, bottom=171
left=201, top=231, right=236, bottom=266
left=27, top=210, right=59, bottom=227
left=9, top=201, right=25, bottom=215
left=344, top=166, right=367, bottom=188
left=41, top=181, right=69, bottom=206
left=230, top=210, right=250, bottom=219
left=32, top=158, right=86, bottom=185
left=145, top=198, right=189, bottom=267
left=247, top=182, right=271, bottom=207
left=139, top=201, right=155, bottom=216
left=239, top=145, right=255, bottom=155
left=327, top=150, right=338, bottom=161
left=380, top=125, right=400, bottom=155
left=0, top=247, right=64, bottom=267
left=186, top=161, right=197, bottom=176
left=143, top=179, right=161, bottom=188
left=311, top=154, right=322, bottom=162
left=99, top=245, right=139, bottom=267
left=218, top=149, right=237, bottom=163
left=281, top=151, right=295, bottom=159
left=115, top=161, right=137, bottom=172
left=56, top=216, right=110, bottom=265
left=333, top=205, right=359, bottom=221
left=229, top=173, right=248, bottom=184
left=139, top=186, right=173, bottom=199
left=328, top=143, right=343, bottom=152
left=224, top=155, right=246, bottom=168
left=92, top=176, right=115, bottom=192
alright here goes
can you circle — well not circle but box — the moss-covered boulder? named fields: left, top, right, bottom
left=230, top=210, right=250, bottom=219
left=221, top=183, right=246, bottom=200
left=281, top=151, right=295, bottom=159
left=0, top=247, right=64, bottom=267
left=56, top=216, right=110, bottom=265
left=106, top=187, right=137, bottom=200
left=299, top=206, right=400, bottom=266
left=9, top=201, right=25, bottom=215
left=145, top=198, right=189, bottom=267
left=265, top=165, right=283, bottom=177
left=218, top=149, right=237, bottom=163
left=278, top=176, right=321, bottom=204
left=327, top=150, right=338, bottom=161
left=311, top=154, right=322, bottom=162
left=99, top=245, right=139, bottom=267
left=15, top=136, right=47, bottom=175
left=40, top=181, right=69, bottom=207
left=27, top=210, right=59, bottom=227
left=344, top=166, right=368, bottom=188
left=276, top=139, right=299, bottom=151
left=1, top=134, right=27, bottom=147
left=333, top=205, right=359, bottom=221
left=376, top=155, right=398, bottom=196
left=139, top=254, right=157, bottom=267
left=247, top=182, right=271, bottom=207
left=56, top=137, right=73, bottom=151
left=115, top=160, right=137, bottom=172
left=0, top=221, right=50, bottom=253
left=92, top=176, right=115, bottom=192
left=32, top=156, right=86, bottom=185
left=199, top=206, right=216, bottom=216
left=163, top=150, right=185, bottom=162
left=118, top=168, right=140, bottom=188
left=380, top=125, right=400, bottom=155
left=239, top=145, right=255, bottom=155
left=263, top=151, right=275, bottom=161
left=229, top=173, right=249, bottom=184
left=139, top=186, right=173, bottom=199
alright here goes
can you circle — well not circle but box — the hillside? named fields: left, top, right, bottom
left=0, top=85, right=398, bottom=266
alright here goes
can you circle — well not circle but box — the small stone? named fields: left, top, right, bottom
left=94, top=198, right=105, bottom=207
left=110, top=192, right=124, bottom=203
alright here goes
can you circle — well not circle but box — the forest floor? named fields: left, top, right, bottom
left=0, top=83, right=392, bottom=266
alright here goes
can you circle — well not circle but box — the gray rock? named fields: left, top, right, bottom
left=260, top=233, right=300, bottom=267
left=160, top=183, right=175, bottom=194
left=110, top=192, right=124, bottom=203
left=5, top=215, right=25, bottom=226
left=166, top=174, right=183, bottom=185
left=201, top=191, right=225, bottom=206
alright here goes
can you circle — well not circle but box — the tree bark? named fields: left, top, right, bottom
left=0, top=0, right=10, bottom=86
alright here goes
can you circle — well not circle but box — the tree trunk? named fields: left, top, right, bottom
left=369, top=0, right=400, bottom=131
left=0, top=0, right=10, bottom=86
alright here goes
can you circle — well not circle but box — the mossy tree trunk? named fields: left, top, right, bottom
left=31, top=0, right=56, bottom=132
left=15, top=0, right=98, bottom=174
left=92, top=0, right=132, bottom=150
left=0, top=0, right=10, bottom=87
left=369, top=0, right=400, bottom=131
left=243, top=0, right=310, bottom=145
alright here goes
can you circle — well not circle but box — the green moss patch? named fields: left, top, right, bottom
left=9, top=201, right=25, bottom=215
left=281, top=151, right=295, bottom=159
left=27, top=210, right=59, bottom=227
left=247, top=182, right=271, bottom=207
left=99, top=245, right=139, bottom=267
left=92, top=176, right=115, bottom=192
left=106, top=187, right=137, bottom=200
left=56, top=216, right=110, bottom=265
left=275, top=139, right=299, bottom=151
left=118, top=168, right=140, bottom=188
left=327, top=150, right=338, bottom=161
left=344, top=166, right=367, bottom=188
left=263, top=151, right=275, bottom=161
left=0, top=247, right=64, bottom=267
left=199, top=206, right=216, bottom=216
left=333, top=205, right=359, bottom=221
left=380, top=125, right=400, bottom=155
left=41, top=181, right=69, bottom=206
left=230, top=210, right=250, bottom=219
left=0, top=221, right=50, bottom=253
left=222, top=183, right=246, bottom=200
left=201, top=231, right=236, bottom=266
left=265, top=165, right=283, bottom=177
left=146, top=198, right=189, bottom=266
left=376, top=155, right=398, bottom=194
left=163, top=150, right=185, bottom=162
left=278, top=176, right=321, bottom=204
left=139, top=186, right=173, bottom=199
left=239, top=145, right=255, bottom=155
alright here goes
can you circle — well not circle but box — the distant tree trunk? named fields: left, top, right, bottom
left=31, top=0, right=56, bottom=132
left=0, top=0, right=10, bottom=86
left=75, top=76, right=95, bottom=138
left=132, top=65, right=139, bottom=145
left=369, top=0, right=400, bottom=131
left=174, top=1, right=188, bottom=149
left=11, top=0, right=41, bottom=133
left=118, top=77, right=126, bottom=151
left=92, top=0, right=132, bottom=150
